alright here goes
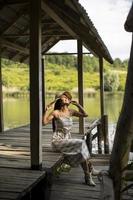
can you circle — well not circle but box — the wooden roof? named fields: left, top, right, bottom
left=0, top=0, right=113, bottom=64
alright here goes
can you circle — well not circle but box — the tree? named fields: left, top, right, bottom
left=104, top=71, right=119, bottom=91
left=109, top=4, right=133, bottom=199
left=113, top=58, right=122, bottom=68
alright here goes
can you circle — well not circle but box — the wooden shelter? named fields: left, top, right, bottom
left=0, top=0, right=113, bottom=170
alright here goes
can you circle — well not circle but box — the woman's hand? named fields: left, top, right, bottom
left=70, top=100, right=88, bottom=117
left=45, top=104, right=53, bottom=111
left=45, top=97, right=60, bottom=111
left=70, top=100, right=79, bottom=106
left=45, top=101, right=55, bottom=111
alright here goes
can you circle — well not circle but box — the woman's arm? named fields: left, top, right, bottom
left=43, top=110, right=54, bottom=125
left=70, top=100, right=88, bottom=117
left=43, top=101, right=56, bottom=125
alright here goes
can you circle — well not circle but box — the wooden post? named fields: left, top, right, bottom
left=30, top=0, right=42, bottom=169
left=0, top=44, right=4, bottom=132
left=102, top=115, right=109, bottom=154
left=97, top=123, right=102, bottom=154
left=99, top=57, right=104, bottom=117
left=99, top=57, right=109, bottom=154
left=77, top=39, right=84, bottom=134
left=42, top=58, right=45, bottom=115
left=86, top=132, right=92, bottom=154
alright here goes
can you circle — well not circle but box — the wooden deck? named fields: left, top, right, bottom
left=0, top=124, right=62, bottom=200
left=50, top=165, right=108, bottom=200
left=0, top=123, right=132, bottom=200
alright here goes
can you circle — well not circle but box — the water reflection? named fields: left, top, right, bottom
left=3, top=92, right=124, bottom=130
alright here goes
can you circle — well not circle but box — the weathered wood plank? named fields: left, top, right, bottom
left=99, top=170, right=115, bottom=200
left=50, top=167, right=101, bottom=200
left=0, top=167, right=46, bottom=200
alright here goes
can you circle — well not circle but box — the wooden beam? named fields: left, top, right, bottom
left=77, top=39, right=84, bottom=134
left=2, top=33, right=69, bottom=38
left=59, top=36, right=73, bottom=40
left=21, top=36, right=60, bottom=63
left=30, top=0, right=42, bottom=170
left=44, top=1, right=98, bottom=56
left=43, top=27, right=65, bottom=33
left=42, top=1, right=77, bottom=38
left=1, top=0, right=29, bottom=5
left=102, top=115, right=109, bottom=154
left=42, top=18, right=57, bottom=24
left=0, top=44, right=4, bottom=132
left=50, top=0, right=80, bottom=24
left=99, top=58, right=109, bottom=154
left=0, top=38, right=29, bottom=55
left=99, top=57, right=104, bottom=117
left=20, top=55, right=29, bottom=64
left=42, top=38, right=60, bottom=54
left=42, top=36, right=60, bottom=53
left=45, top=1, right=112, bottom=63
left=42, top=58, right=45, bottom=115
left=0, top=7, right=28, bottom=34
left=7, top=23, right=31, bottom=61
left=44, top=52, right=91, bottom=55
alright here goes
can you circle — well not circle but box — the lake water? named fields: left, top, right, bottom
left=3, top=92, right=124, bottom=131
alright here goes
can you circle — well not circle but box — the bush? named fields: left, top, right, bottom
left=104, top=71, right=120, bottom=91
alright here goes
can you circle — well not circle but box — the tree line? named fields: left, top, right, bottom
left=1, top=55, right=128, bottom=92
left=45, top=54, right=128, bottom=72
left=2, top=55, right=128, bottom=72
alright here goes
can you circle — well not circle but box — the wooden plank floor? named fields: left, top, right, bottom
left=0, top=124, right=62, bottom=169
left=50, top=165, right=108, bottom=200
left=0, top=124, right=62, bottom=200
left=0, top=124, right=132, bottom=199
left=0, top=167, right=46, bottom=200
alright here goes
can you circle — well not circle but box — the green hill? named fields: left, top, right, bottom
left=1, top=55, right=128, bottom=93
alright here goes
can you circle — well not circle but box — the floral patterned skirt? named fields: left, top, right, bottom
left=52, top=138, right=90, bottom=167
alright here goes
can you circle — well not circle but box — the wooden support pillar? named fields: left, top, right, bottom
left=99, top=57, right=109, bottom=154
left=30, top=0, right=42, bottom=169
left=102, top=115, right=109, bottom=154
left=0, top=44, right=4, bottom=132
left=86, top=132, right=92, bottom=155
left=42, top=58, right=45, bottom=115
left=77, top=40, right=84, bottom=134
left=99, top=57, right=104, bottom=117
left=97, top=123, right=102, bottom=154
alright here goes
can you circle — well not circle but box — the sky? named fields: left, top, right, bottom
left=50, top=0, right=133, bottom=61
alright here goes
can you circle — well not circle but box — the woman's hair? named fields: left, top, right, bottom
left=54, top=98, right=63, bottom=110
left=52, top=98, right=63, bottom=132
left=62, top=91, right=72, bottom=100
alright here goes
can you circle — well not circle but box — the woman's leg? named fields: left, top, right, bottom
left=88, top=160, right=100, bottom=176
left=80, top=160, right=96, bottom=186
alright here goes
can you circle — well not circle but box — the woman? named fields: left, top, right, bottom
left=43, top=91, right=98, bottom=186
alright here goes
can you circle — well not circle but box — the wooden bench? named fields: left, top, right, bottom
left=0, top=167, right=47, bottom=200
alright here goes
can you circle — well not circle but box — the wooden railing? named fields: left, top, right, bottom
left=84, top=114, right=109, bottom=154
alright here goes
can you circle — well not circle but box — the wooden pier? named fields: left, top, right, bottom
left=0, top=123, right=108, bottom=200
left=0, top=123, right=133, bottom=200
